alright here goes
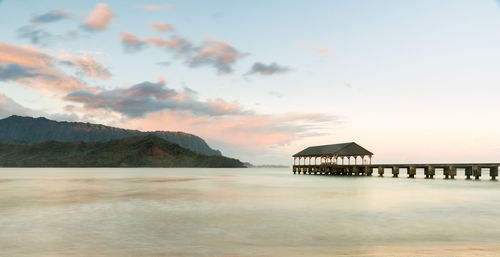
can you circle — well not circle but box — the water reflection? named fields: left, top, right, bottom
left=0, top=168, right=499, bottom=256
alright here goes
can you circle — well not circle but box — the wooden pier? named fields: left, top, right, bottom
left=292, top=143, right=500, bottom=180
left=292, top=163, right=500, bottom=180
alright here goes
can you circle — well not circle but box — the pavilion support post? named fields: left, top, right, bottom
left=378, top=166, right=384, bottom=177
left=353, top=166, right=359, bottom=175
left=366, top=166, right=372, bottom=176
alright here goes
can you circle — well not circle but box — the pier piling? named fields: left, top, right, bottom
left=408, top=166, right=416, bottom=178
left=465, top=167, right=472, bottom=180
left=428, top=166, right=435, bottom=179
left=443, top=167, right=450, bottom=179
left=473, top=166, right=481, bottom=180
left=392, top=166, right=399, bottom=178
left=450, top=166, right=457, bottom=179
left=491, top=166, right=498, bottom=180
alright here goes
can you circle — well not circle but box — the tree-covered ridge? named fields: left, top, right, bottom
left=0, top=115, right=222, bottom=156
left=0, top=135, right=245, bottom=167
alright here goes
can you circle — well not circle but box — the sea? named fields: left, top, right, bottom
left=1, top=168, right=499, bottom=257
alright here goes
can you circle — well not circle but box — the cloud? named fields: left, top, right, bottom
left=0, top=41, right=52, bottom=68
left=0, top=63, right=40, bottom=81
left=296, top=41, right=333, bottom=57
left=0, top=93, right=41, bottom=118
left=183, top=86, right=198, bottom=96
left=137, top=4, right=174, bottom=11
left=31, top=10, right=71, bottom=23
left=17, top=25, right=52, bottom=46
left=0, top=93, right=79, bottom=121
left=247, top=62, right=290, bottom=76
left=64, top=78, right=248, bottom=118
left=146, top=36, right=194, bottom=54
left=17, top=24, right=79, bottom=46
left=143, top=36, right=194, bottom=55
left=150, top=22, right=173, bottom=32
left=0, top=41, right=89, bottom=93
left=120, top=32, right=145, bottom=52
left=122, top=111, right=339, bottom=151
left=120, top=32, right=193, bottom=54
left=189, top=39, right=246, bottom=74
left=83, top=3, right=115, bottom=31
left=119, top=32, right=244, bottom=74
left=59, top=55, right=111, bottom=80
left=318, top=44, right=332, bottom=57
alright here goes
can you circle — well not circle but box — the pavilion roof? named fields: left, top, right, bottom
left=293, top=142, right=373, bottom=157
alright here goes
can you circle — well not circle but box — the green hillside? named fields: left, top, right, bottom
left=0, top=115, right=222, bottom=156
left=0, top=135, right=245, bottom=168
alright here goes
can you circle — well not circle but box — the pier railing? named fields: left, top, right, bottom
left=292, top=164, right=500, bottom=180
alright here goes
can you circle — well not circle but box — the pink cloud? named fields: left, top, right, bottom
left=137, top=4, right=174, bottom=11
left=142, top=37, right=167, bottom=47
left=120, top=32, right=148, bottom=52
left=120, top=32, right=142, bottom=46
left=118, top=32, right=244, bottom=74
left=84, top=3, right=115, bottom=31
left=0, top=41, right=92, bottom=93
left=318, top=44, right=332, bottom=57
left=189, top=39, right=246, bottom=74
left=140, top=36, right=192, bottom=51
left=59, top=54, right=111, bottom=80
left=150, top=22, right=173, bottom=32
left=0, top=42, right=51, bottom=68
left=122, top=111, right=337, bottom=150
left=296, top=41, right=333, bottom=57
left=64, top=79, right=248, bottom=118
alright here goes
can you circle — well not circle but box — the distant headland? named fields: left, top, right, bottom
left=0, top=115, right=245, bottom=168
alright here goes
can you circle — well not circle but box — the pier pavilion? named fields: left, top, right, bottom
left=292, top=142, right=500, bottom=180
left=293, top=142, right=373, bottom=166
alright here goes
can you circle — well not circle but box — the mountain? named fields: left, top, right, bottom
left=0, top=135, right=244, bottom=167
left=0, top=115, right=222, bottom=156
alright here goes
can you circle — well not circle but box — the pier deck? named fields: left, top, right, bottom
left=292, top=164, right=500, bottom=180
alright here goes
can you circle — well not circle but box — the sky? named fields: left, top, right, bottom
left=1, top=0, right=500, bottom=165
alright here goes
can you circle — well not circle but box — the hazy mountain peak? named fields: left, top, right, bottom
left=0, top=115, right=222, bottom=156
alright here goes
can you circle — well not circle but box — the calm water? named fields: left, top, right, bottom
left=1, top=168, right=500, bottom=257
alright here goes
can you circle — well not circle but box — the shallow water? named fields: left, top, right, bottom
left=0, top=168, right=499, bottom=256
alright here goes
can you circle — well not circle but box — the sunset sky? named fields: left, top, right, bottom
left=1, top=0, right=500, bottom=164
